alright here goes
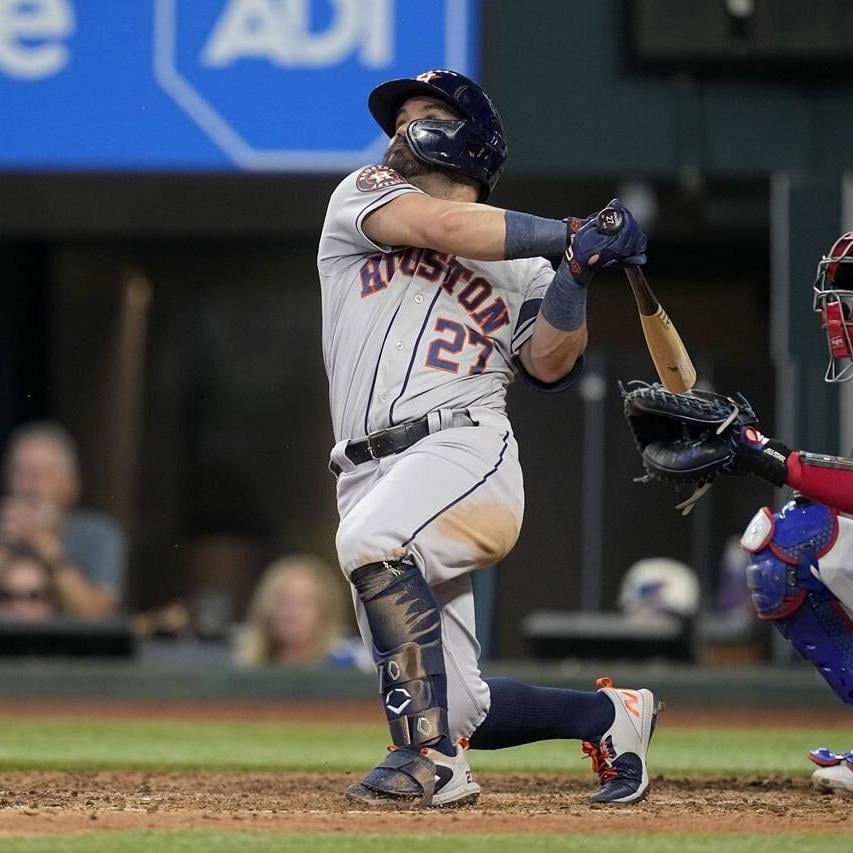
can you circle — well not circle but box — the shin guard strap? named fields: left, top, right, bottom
left=378, top=640, right=445, bottom=692
left=389, top=706, right=450, bottom=749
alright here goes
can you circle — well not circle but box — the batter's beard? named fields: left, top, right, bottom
left=383, top=141, right=431, bottom=180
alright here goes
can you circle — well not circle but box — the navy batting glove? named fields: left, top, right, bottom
left=566, top=199, right=647, bottom=285
left=564, top=213, right=594, bottom=235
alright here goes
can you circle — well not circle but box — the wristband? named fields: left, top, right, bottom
left=504, top=210, right=567, bottom=260
left=735, top=427, right=790, bottom=487
left=540, top=261, right=587, bottom=331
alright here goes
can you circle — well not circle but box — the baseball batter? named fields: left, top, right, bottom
left=318, top=69, right=657, bottom=808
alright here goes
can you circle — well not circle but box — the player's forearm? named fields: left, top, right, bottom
left=365, top=193, right=570, bottom=261
left=737, top=429, right=853, bottom=513
left=519, top=259, right=589, bottom=382
left=365, top=198, right=507, bottom=259
left=521, top=315, right=587, bottom=384
left=423, top=203, right=507, bottom=259
left=428, top=207, right=572, bottom=261
left=786, top=452, right=853, bottom=515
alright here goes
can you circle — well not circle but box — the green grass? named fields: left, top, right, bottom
left=0, top=717, right=848, bottom=776
left=1, top=834, right=851, bottom=853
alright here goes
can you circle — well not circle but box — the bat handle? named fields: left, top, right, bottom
left=625, top=266, right=659, bottom=317
left=595, top=207, right=658, bottom=315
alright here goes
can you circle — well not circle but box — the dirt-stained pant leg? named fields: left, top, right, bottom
left=333, top=409, right=524, bottom=741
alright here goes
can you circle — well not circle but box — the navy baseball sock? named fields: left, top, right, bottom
left=352, top=559, right=455, bottom=758
left=468, top=677, right=616, bottom=749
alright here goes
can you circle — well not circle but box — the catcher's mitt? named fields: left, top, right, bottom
left=621, top=381, right=758, bottom=514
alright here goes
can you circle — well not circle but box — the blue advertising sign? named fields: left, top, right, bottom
left=1, top=0, right=476, bottom=171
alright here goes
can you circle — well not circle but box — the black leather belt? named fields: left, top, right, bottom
left=331, top=410, right=475, bottom=475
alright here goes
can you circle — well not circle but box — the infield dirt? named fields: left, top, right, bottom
left=0, top=702, right=850, bottom=838
left=0, top=771, right=849, bottom=837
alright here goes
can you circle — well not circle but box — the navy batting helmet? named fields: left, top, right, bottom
left=368, top=69, right=507, bottom=200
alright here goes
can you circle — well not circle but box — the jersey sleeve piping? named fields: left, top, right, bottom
left=511, top=297, right=543, bottom=354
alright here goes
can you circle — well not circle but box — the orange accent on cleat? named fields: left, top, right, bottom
left=595, top=676, right=614, bottom=690
left=457, top=738, right=470, bottom=750
left=582, top=740, right=618, bottom=783
left=619, top=689, right=641, bottom=719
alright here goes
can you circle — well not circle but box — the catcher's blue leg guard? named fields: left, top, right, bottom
left=742, top=499, right=853, bottom=706
left=351, top=559, right=452, bottom=754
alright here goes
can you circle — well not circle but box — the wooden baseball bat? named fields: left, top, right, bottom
left=623, top=266, right=696, bottom=393
left=594, top=207, right=697, bottom=392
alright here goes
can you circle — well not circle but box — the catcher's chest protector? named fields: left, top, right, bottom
left=742, top=500, right=853, bottom=706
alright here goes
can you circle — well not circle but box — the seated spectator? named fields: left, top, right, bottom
left=1, top=422, right=126, bottom=618
left=0, top=546, right=63, bottom=622
left=238, top=555, right=369, bottom=668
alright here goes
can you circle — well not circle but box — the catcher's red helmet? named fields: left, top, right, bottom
left=814, top=232, right=853, bottom=382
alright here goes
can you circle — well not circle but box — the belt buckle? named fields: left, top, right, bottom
left=366, top=431, right=380, bottom=459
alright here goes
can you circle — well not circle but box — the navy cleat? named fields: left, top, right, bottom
left=582, top=676, right=661, bottom=805
left=345, top=740, right=480, bottom=808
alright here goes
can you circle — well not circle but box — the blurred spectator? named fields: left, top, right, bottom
left=1, top=422, right=126, bottom=618
left=0, top=545, right=64, bottom=622
left=238, top=555, right=369, bottom=668
left=716, top=534, right=754, bottom=624
left=618, top=557, right=700, bottom=622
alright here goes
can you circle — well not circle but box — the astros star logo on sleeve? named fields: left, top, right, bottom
left=356, top=165, right=407, bottom=192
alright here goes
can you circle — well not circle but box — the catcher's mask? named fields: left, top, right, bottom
left=368, top=69, right=507, bottom=201
left=814, top=231, right=853, bottom=383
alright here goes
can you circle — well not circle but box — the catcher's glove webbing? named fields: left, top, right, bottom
left=621, top=381, right=758, bottom=514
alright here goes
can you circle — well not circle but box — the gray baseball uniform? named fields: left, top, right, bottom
left=318, top=164, right=581, bottom=739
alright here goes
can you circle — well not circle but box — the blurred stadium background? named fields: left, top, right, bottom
left=1, top=0, right=852, bottom=704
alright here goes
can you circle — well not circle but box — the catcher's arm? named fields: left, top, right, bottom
left=761, top=444, right=853, bottom=515
left=728, top=425, right=853, bottom=513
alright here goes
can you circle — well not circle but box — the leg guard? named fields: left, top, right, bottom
left=379, top=641, right=449, bottom=748
left=351, top=559, right=451, bottom=750
left=774, top=593, right=853, bottom=706
left=743, top=499, right=853, bottom=706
